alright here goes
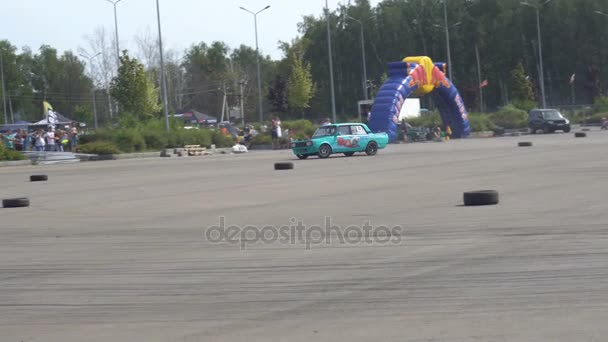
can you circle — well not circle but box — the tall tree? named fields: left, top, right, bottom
left=287, top=53, right=315, bottom=117
left=110, top=50, right=161, bottom=120
left=510, top=62, right=536, bottom=108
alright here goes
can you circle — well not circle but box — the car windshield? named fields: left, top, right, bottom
left=542, top=110, right=564, bottom=120
left=313, top=126, right=336, bottom=137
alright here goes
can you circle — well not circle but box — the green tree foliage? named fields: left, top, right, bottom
left=0, top=41, right=93, bottom=123
left=110, top=50, right=161, bottom=120
left=268, top=75, right=288, bottom=113
left=287, top=53, right=315, bottom=117
left=509, top=62, right=537, bottom=111
left=510, top=63, right=535, bottom=102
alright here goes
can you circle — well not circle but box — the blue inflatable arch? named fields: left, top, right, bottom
left=368, top=56, right=471, bottom=142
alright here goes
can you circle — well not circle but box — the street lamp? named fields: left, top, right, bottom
left=344, top=14, right=375, bottom=101
left=521, top=0, right=553, bottom=109
left=325, top=0, right=337, bottom=123
left=156, top=0, right=170, bottom=132
left=435, top=0, right=461, bottom=83
left=0, top=53, right=7, bottom=124
left=105, top=0, right=123, bottom=70
left=439, top=0, right=458, bottom=81
left=239, top=5, right=270, bottom=124
left=80, top=52, right=102, bottom=129
left=433, top=21, right=461, bottom=81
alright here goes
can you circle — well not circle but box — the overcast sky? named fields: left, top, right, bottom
left=2, top=0, right=382, bottom=61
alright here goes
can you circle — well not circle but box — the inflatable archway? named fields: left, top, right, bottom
left=368, top=56, right=471, bottom=142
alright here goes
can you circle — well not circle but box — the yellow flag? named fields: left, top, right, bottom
left=43, top=101, right=53, bottom=113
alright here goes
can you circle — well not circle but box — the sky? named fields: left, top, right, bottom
left=1, top=0, right=382, bottom=61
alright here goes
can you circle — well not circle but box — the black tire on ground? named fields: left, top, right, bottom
left=463, top=190, right=499, bottom=206
left=2, top=198, right=30, bottom=208
left=296, top=154, right=308, bottom=160
left=274, top=162, right=294, bottom=170
left=318, top=144, right=332, bottom=159
left=30, top=175, right=48, bottom=182
left=344, top=152, right=355, bottom=157
left=518, top=142, right=533, bottom=147
left=575, top=132, right=587, bottom=138
left=365, top=141, right=378, bottom=156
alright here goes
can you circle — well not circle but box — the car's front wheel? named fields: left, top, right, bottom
left=365, top=141, right=378, bottom=156
left=563, top=126, right=571, bottom=133
left=318, top=144, right=332, bottom=158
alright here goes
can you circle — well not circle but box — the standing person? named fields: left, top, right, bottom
left=55, top=129, right=65, bottom=152
left=69, top=126, right=79, bottom=152
left=321, top=117, right=332, bottom=126
left=13, top=129, right=24, bottom=151
left=2, top=130, right=16, bottom=150
left=34, top=129, right=46, bottom=152
left=271, top=117, right=282, bottom=150
left=44, top=128, right=56, bottom=151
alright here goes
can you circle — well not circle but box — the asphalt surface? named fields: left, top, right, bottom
left=1, top=130, right=608, bottom=341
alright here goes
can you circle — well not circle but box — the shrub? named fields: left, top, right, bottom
left=489, top=105, right=528, bottom=129
left=468, top=113, right=496, bottom=132
left=511, top=99, right=537, bottom=112
left=211, top=130, right=235, bottom=148
left=141, top=130, right=168, bottom=150
left=249, top=134, right=272, bottom=145
left=408, top=111, right=442, bottom=128
left=113, top=129, right=146, bottom=153
left=177, top=129, right=213, bottom=147
left=282, top=119, right=317, bottom=138
left=594, top=96, right=608, bottom=113
left=76, top=141, right=121, bottom=155
left=0, top=144, right=26, bottom=161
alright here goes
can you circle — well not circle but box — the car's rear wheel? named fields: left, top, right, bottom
left=318, top=144, right=332, bottom=158
left=344, top=152, right=355, bottom=157
left=365, top=141, right=378, bottom=156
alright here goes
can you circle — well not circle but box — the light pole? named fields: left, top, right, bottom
left=433, top=21, right=461, bottom=79
left=435, top=2, right=461, bottom=82
left=105, top=0, right=123, bottom=70
left=442, top=0, right=455, bottom=81
left=80, top=52, right=102, bottom=129
left=156, top=0, right=170, bottom=132
left=325, top=0, right=337, bottom=123
left=240, top=5, right=270, bottom=124
left=239, top=79, right=246, bottom=128
left=521, top=0, right=553, bottom=109
left=344, top=15, right=375, bottom=101
left=0, top=53, right=7, bottom=124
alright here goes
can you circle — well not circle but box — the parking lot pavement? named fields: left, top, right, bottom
left=1, top=131, right=608, bottom=341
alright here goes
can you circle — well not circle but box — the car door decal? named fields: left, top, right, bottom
left=337, top=136, right=360, bottom=148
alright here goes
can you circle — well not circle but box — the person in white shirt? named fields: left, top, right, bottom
left=44, top=128, right=56, bottom=151
left=34, top=129, right=46, bottom=152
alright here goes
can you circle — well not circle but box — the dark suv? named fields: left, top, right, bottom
left=528, top=109, right=571, bottom=134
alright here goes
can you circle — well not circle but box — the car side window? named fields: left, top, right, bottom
left=337, top=126, right=351, bottom=135
left=351, top=125, right=366, bottom=135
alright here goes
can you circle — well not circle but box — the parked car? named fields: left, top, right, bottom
left=290, top=123, right=389, bottom=159
left=528, top=109, right=571, bottom=134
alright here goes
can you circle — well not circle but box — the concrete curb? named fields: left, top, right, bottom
left=114, top=152, right=164, bottom=160
left=0, top=160, right=33, bottom=168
